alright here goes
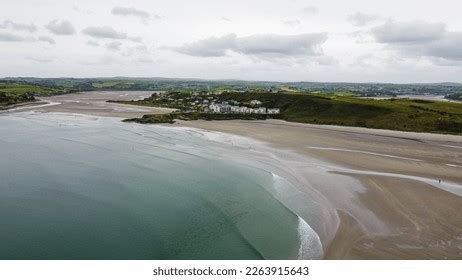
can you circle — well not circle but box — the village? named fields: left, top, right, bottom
left=209, top=100, right=280, bottom=115
left=146, top=91, right=281, bottom=115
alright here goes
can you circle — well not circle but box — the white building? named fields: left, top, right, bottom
left=250, top=100, right=262, bottom=106
left=209, top=104, right=231, bottom=113
left=252, top=107, right=267, bottom=114
left=267, top=108, right=280, bottom=114
left=210, top=103, right=277, bottom=115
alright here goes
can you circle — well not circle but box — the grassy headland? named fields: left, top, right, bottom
left=0, top=82, right=71, bottom=109
left=121, top=91, right=462, bottom=134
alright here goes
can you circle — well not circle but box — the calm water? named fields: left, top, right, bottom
left=0, top=112, right=322, bottom=259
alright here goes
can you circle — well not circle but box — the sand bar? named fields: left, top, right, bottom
left=1, top=91, right=174, bottom=118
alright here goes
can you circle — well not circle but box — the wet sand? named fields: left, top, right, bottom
left=3, top=91, right=462, bottom=259
left=1, top=91, right=174, bottom=118
left=173, top=120, right=462, bottom=259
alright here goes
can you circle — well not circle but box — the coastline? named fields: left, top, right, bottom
left=171, top=119, right=462, bottom=259
left=1, top=111, right=324, bottom=259
left=0, top=101, right=48, bottom=112
left=4, top=93, right=462, bottom=259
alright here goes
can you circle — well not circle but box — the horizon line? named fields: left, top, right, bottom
left=1, top=76, right=461, bottom=85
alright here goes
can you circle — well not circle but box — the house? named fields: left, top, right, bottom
left=250, top=100, right=262, bottom=106
left=209, top=102, right=278, bottom=115
left=267, top=108, right=280, bottom=114
left=209, top=104, right=231, bottom=113
left=253, top=107, right=267, bottom=114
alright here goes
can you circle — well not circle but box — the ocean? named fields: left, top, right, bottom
left=0, top=112, right=323, bottom=260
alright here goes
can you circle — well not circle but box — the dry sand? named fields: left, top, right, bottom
left=173, top=119, right=462, bottom=259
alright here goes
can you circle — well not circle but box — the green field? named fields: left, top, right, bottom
left=217, top=92, right=462, bottom=134
left=0, top=82, right=68, bottom=107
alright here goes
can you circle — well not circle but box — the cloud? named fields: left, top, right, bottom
left=372, top=20, right=445, bottom=43
left=302, top=6, right=318, bottom=15
left=170, top=33, right=328, bottom=59
left=82, top=26, right=141, bottom=42
left=38, top=36, right=56, bottom=44
left=0, top=20, right=37, bottom=33
left=105, top=41, right=122, bottom=51
left=111, top=6, right=160, bottom=23
left=83, top=26, right=125, bottom=39
left=112, top=6, right=150, bottom=18
left=371, top=20, right=462, bottom=62
left=347, top=12, right=380, bottom=27
left=0, top=32, right=29, bottom=42
left=171, top=34, right=237, bottom=57
left=45, top=20, right=76, bottom=35
left=0, top=32, right=54, bottom=44
left=86, top=40, right=100, bottom=47
left=236, top=33, right=327, bottom=56
left=404, top=32, right=462, bottom=62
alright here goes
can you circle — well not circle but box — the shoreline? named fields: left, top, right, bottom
left=0, top=101, right=48, bottom=112
left=2, top=111, right=325, bottom=259
left=171, top=119, right=462, bottom=259
left=4, top=104, right=462, bottom=259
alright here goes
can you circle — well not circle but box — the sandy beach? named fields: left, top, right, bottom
left=173, top=120, right=462, bottom=259
left=4, top=91, right=462, bottom=259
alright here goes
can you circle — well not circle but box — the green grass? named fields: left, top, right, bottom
left=217, top=92, right=462, bottom=134
left=0, top=82, right=67, bottom=107
left=0, top=83, right=65, bottom=95
left=120, top=91, right=462, bottom=134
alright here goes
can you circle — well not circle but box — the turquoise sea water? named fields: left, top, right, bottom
left=0, top=113, right=322, bottom=260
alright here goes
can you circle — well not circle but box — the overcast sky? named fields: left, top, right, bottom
left=1, top=0, right=462, bottom=83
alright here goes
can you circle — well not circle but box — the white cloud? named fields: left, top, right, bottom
left=371, top=20, right=462, bottom=62
left=0, top=20, right=37, bottom=33
left=82, top=26, right=141, bottom=42
left=0, top=32, right=29, bottom=42
left=38, top=36, right=56, bottom=44
left=111, top=6, right=160, bottom=24
left=347, top=13, right=380, bottom=27
left=372, top=20, right=445, bottom=43
left=46, top=20, right=76, bottom=35
left=86, top=40, right=100, bottom=47
left=171, top=33, right=328, bottom=59
left=112, top=7, right=150, bottom=19
left=105, top=41, right=122, bottom=51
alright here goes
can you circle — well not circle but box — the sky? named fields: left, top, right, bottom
left=1, top=0, right=462, bottom=83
